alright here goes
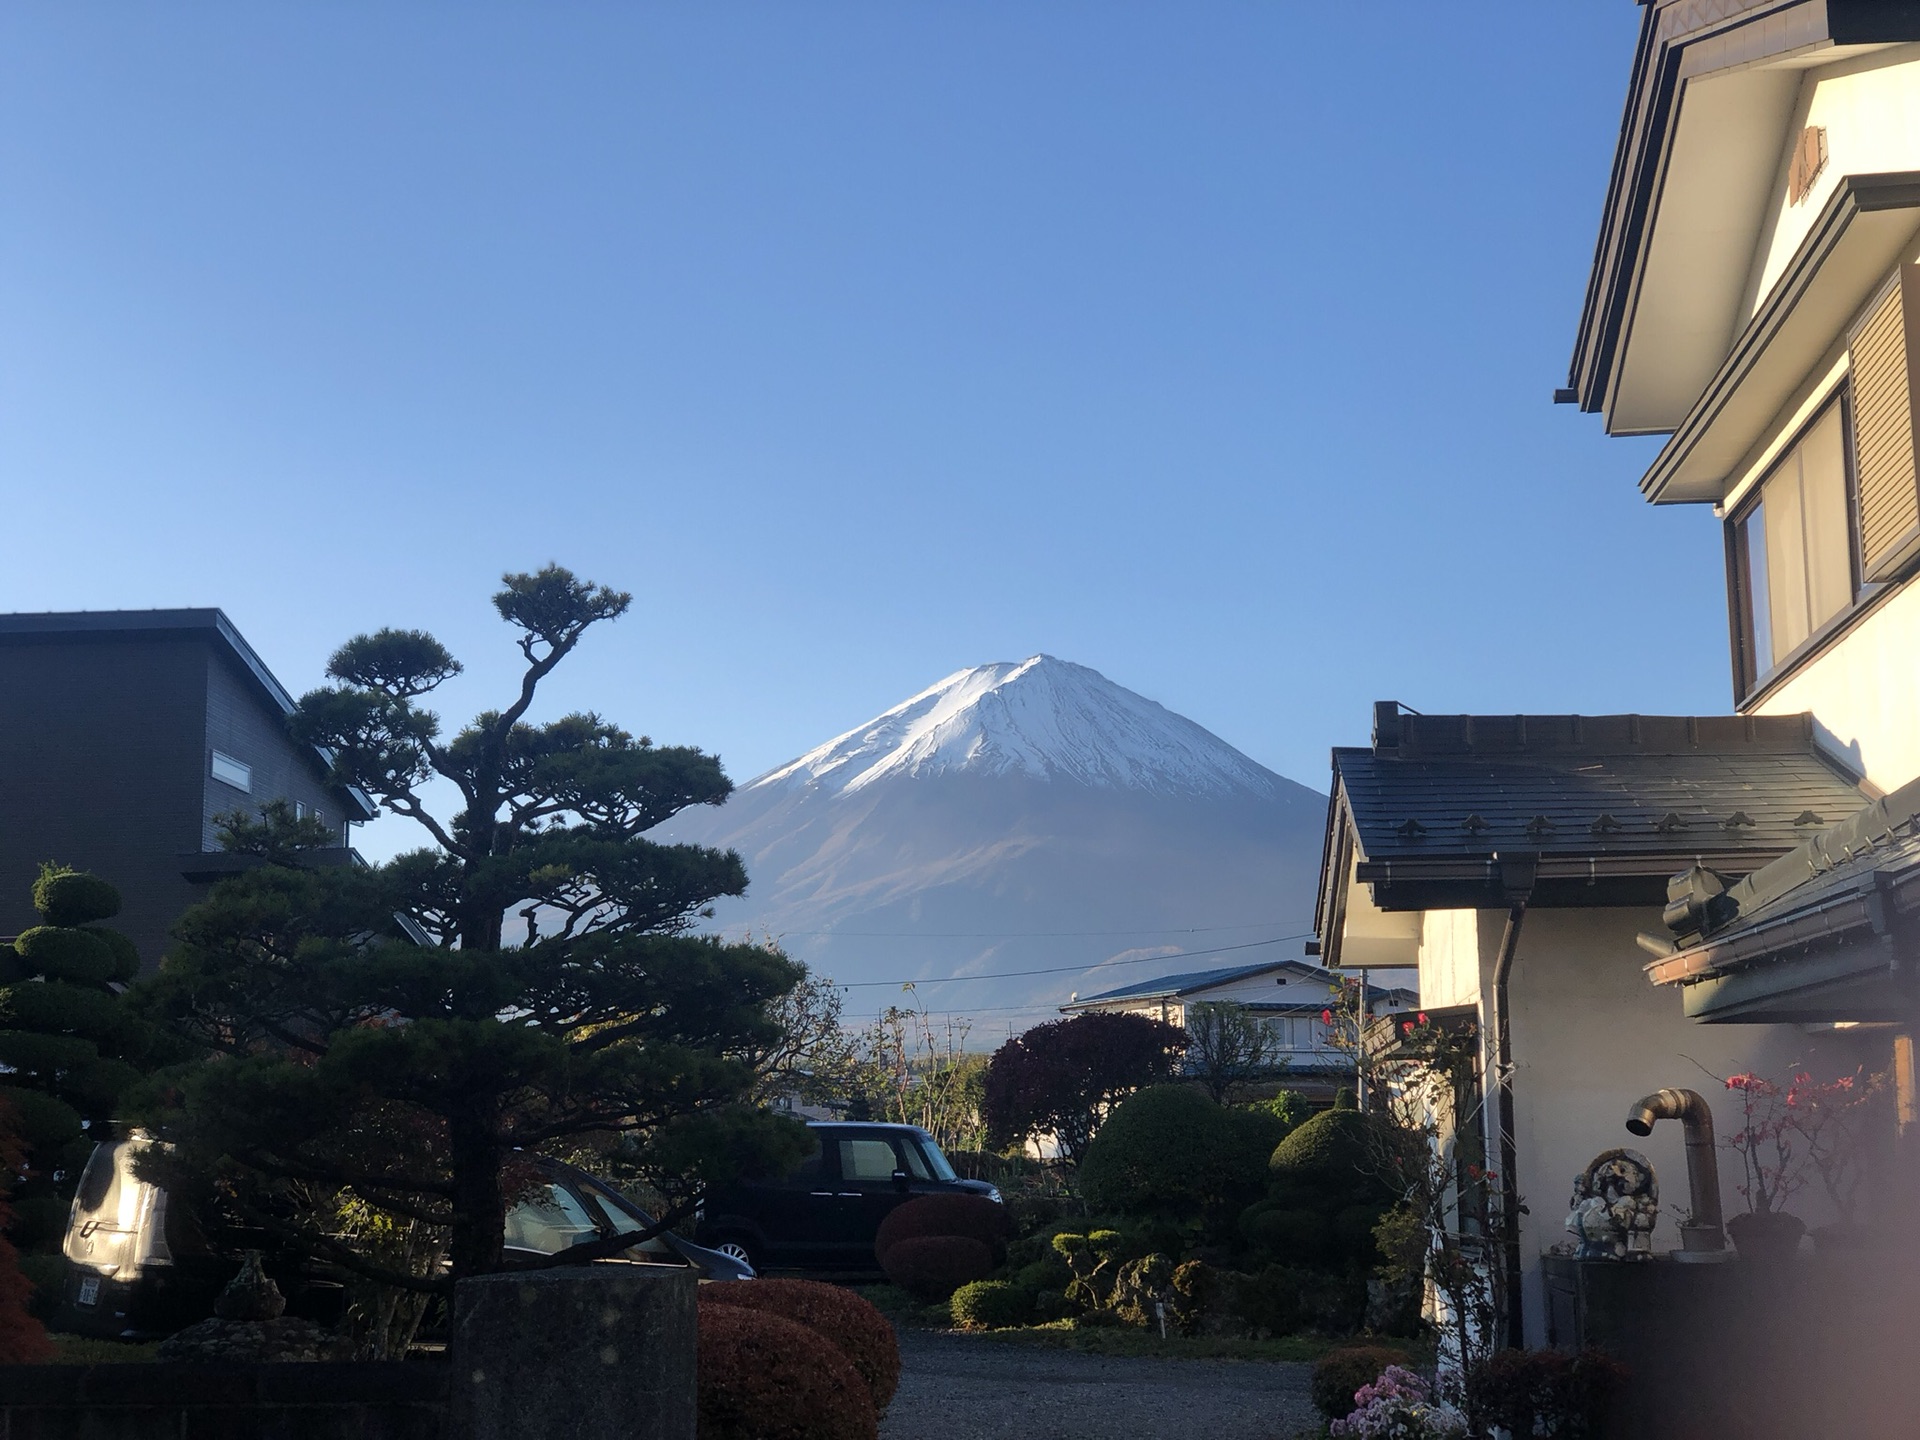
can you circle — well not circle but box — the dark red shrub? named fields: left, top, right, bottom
left=874, top=1193, right=1012, bottom=1266
left=701, top=1280, right=900, bottom=1414
left=880, top=1235, right=995, bottom=1302
left=697, top=1303, right=877, bottom=1440
left=0, top=1101, right=52, bottom=1362
left=1470, top=1346, right=1628, bottom=1439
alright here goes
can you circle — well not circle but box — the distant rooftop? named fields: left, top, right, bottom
left=1064, top=957, right=1411, bottom=1012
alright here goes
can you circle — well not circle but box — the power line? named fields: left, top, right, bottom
left=767, top=919, right=1306, bottom=939
left=840, top=1002, right=1067, bottom=1021
left=835, top=932, right=1315, bottom=988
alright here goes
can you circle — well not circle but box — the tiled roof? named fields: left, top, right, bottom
left=1069, top=959, right=1320, bottom=1007
left=1338, top=749, right=1865, bottom=865
left=1650, top=774, right=1920, bottom=989
left=1314, top=707, right=1876, bottom=940
left=1338, top=711, right=1868, bottom=865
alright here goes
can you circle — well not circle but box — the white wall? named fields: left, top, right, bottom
left=1503, top=907, right=1882, bottom=1347
left=1751, top=47, right=1920, bottom=312
left=1753, top=574, right=1920, bottom=793
left=1417, top=908, right=1489, bottom=1011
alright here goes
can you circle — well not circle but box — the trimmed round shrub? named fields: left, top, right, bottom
left=14, top=928, right=118, bottom=986
left=0, top=983, right=130, bottom=1045
left=873, top=1194, right=1012, bottom=1266
left=1077, top=1085, right=1285, bottom=1225
left=701, top=1280, right=900, bottom=1414
left=32, top=871, right=120, bottom=927
left=1311, top=1345, right=1410, bottom=1421
left=949, top=1280, right=1031, bottom=1331
left=1237, top=1201, right=1332, bottom=1261
left=0, top=1088, right=82, bottom=1152
left=880, top=1235, right=995, bottom=1302
left=88, top=928, right=140, bottom=982
left=697, top=1302, right=878, bottom=1440
left=0, top=1030, right=100, bottom=1075
left=1268, top=1107, right=1382, bottom=1181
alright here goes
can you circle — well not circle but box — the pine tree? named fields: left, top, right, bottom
left=0, top=866, right=146, bottom=1252
left=135, top=566, right=809, bottom=1290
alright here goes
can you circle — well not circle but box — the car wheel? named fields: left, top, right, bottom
left=712, top=1236, right=758, bottom=1269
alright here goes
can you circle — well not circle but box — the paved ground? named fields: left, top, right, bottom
left=880, top=1329, right=1317, bottom=1440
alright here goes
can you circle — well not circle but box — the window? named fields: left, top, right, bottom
left=837, top=1138, right=901, bottom=1182
left=1731, top=396, right=1857, bottom=692
left=209, top=750, right=252, bottom=792
left=502, top=1183, right=600, bottom=1254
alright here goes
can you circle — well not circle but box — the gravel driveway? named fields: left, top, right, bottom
left=881, top=1330, right=1317, bottom=1440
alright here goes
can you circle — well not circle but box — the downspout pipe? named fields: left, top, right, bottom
left=1624, top=1088, right=1726, bottom=1248
left=1489, top=900, right=1528, bottom=1352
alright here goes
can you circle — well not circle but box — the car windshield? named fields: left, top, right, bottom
left=915, top=1136, right=959, bottom=1182
left=576, top=1177, right=673, bottom=1256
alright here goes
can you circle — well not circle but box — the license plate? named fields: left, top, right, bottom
left=76, top=1277, right=100, bottom=1307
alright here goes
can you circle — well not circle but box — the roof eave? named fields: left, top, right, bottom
left=1566, top=1, right=1920, bottom=424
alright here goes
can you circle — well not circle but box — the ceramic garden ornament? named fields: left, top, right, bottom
left=1566, top=1148, right=1658, bottom=1259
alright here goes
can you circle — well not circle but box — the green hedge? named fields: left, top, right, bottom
left=1077, top=1085, right=1286, bottom=1226
left=950, top=1280, right=1031, bottom=1331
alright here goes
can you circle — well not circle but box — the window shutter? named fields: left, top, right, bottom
left=1849, top=266, right=1920, bottom=581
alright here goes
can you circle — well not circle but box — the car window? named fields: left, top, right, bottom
left=838, top=1138, right=901, bottom=1182
left=898, top=1139, right=932, bottom=1180
left=915, top=1137, right=959, bottom=1183
left=503, top=1183, right=600, bottom=1254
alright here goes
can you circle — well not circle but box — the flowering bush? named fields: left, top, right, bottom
left=1328, top=1365, right=1468, bottom=1439
left=1723, top=1072, right=1809, bottom=1214
left=1785, top=1066, right=1886, bottom=1224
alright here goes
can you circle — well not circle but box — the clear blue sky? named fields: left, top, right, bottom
left=1, top=3, right=1708, bottom=854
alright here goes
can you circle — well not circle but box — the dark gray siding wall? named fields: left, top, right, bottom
left=201, top=651, right=347, bottom=850
left=0, top=636, right=210, bottom=968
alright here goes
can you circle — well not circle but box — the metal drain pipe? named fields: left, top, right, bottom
left=1625, top=1088, right=1725, bottom=1249
left=1489, top=901, right=1528, bottom=1351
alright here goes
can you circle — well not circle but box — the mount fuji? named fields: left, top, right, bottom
left=656, top=657, right=1327, bottom=1030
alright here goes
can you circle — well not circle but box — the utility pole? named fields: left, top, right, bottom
left=1356, top=970, right=1370, bottom=1109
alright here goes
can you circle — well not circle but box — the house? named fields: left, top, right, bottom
left=1564, top=1, right=1920, bottom=1066
left=1312, top=702, right=1875, bottom=1346
left=0, top=609, right=375, bottom=967
left=1061, top=957, right=1416, bottom=1100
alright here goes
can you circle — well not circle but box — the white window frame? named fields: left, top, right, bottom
left=209, top=750, right=252, bottom=793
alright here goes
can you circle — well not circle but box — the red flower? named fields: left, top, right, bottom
left=1321, top=1008, right=1333, bottom=1024
left=1402, top=1021, right=1414, bottom=1035
left=1416, top=1012, right=1429, bottom=1026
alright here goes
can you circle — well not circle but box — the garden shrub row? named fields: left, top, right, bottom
left=697, top=1279, right=901, bottom=1440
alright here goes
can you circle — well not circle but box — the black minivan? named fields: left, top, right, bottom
left=695, top=1122, right=999, bottom=1273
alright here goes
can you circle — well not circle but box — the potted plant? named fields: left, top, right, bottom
left=1721, top=1072, right=1809, bottom=1261
left=1787, top=1066, right=1888, bottom=1253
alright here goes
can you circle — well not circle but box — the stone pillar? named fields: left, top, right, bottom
left=450, top=1265, right=696, bottom=1440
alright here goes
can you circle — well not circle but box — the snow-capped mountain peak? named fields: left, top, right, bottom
left=748, top=655, right=1284, bottom=799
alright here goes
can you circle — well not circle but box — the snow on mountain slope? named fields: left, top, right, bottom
left=657, top=657, right=1327, bottom=1021
left=752, top=656, right=1286, bottom=798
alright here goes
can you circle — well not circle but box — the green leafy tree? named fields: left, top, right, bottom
left=0, top=866, right=151, bottom=1250
left=134, top=566, right=809, bottom=1288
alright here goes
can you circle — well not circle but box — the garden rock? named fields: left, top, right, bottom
left=157, top=1251, right=345, bottom=1362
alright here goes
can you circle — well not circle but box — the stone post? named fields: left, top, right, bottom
left=449, top=1265, right=696, bottom=1440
